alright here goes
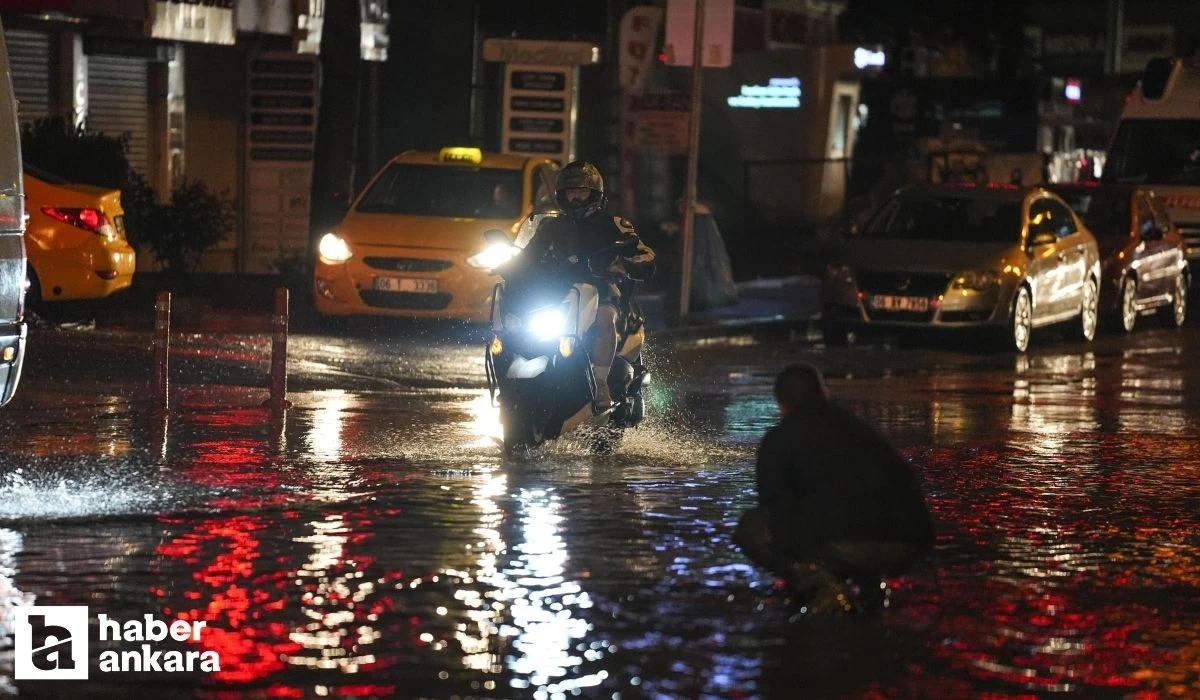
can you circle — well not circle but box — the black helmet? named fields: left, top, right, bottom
left=555, top=161, right=606, bottom=219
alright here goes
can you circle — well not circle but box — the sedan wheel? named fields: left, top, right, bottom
left=1161, top=273, right=1188, bottom=328
left=1011, top=286, right=1032, bottom=352
left=1078, top=278, right=1098, bottom=341
left=1120, top=277, right=1138, bottom=333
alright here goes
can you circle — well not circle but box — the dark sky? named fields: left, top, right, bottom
left=476, top=0, right=609, bottom=38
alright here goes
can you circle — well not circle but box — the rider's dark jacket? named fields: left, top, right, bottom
left=522, top=212, right=656, bottom=292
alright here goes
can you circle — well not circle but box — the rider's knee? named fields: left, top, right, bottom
left=596, top=303, right=619, bottom=325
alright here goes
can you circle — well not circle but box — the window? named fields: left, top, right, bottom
left=356, top=164, right=524, bottom=219
left=861, top=194, right=1022, bottom=243
left=531, top=164, right=557, bottom=211
left=1044, top=200, right=1077, bottom=237
left=1104, top=118, right=1200, bottom=185
left=1148, top=193, right=1174, bottom=234
left=1136, top=196, right=1157, bottom=238
left=1053, top=189, right=1131, bottom=240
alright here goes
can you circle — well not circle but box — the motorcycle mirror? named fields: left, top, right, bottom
left=484, top=228, right=510, bottom=245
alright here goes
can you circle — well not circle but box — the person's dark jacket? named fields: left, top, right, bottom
left=756, top=400, right=934, bottom=557
left=522, top=212, right=655, bottom=282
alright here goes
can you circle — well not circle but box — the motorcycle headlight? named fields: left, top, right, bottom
left=528, top=307, right=567, bottom=341
left=467, top=241, right=518, bottom=269
left=318, top=232, right=352, bottom=264
left=952, top=270, right=999, bottom=290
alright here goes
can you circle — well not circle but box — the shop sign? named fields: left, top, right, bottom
left=483, top=39, right=600, bottom=66
left=150, top=0, right=235, bottom=45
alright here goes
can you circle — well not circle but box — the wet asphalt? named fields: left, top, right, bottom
left=1, top=317, right=1199, bottom=698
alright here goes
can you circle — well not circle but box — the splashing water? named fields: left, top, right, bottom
left=0, top=467, right=214, bottom=523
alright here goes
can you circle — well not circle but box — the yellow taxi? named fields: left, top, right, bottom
left=24, top=166, right=136, bottom=302
left=313, top=147, right=560, bottom=321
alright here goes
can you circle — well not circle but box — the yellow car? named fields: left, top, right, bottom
left=24, top=166, right=136, bottom=302
left=313, top=147, right=560, bottom=321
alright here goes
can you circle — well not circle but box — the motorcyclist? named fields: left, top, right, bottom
left=520, top=161, right=656, bottom=410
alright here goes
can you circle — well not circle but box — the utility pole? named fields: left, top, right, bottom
left=678, top=0, right=705, bottom=321
left=1104, top=0, right=1124, bottom=75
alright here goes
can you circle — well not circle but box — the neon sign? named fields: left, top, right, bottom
left=727, top=77, right=802, bottom=109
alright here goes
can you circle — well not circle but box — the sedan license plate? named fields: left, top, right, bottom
left=374, top=277, right=438, bottom=294
left=871, top=294, right=929, bottom=312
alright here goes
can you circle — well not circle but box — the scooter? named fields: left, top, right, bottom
left=475, top=229, right=649, bottom=455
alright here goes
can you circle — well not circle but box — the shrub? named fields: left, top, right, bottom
left=147, top=179, right=237, bottom=275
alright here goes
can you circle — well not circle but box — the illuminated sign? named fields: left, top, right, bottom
left=727, top=77, right=801, bottom=109
left=1064, top=79, right=1082, bottom=103
left=439, top=147, right=483, bottom=165
left=854, top=47, right=886, bottom=69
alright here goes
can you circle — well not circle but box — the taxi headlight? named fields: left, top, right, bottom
left=318, top=233, right=353, bottom=264
left=528, top=307, right=567, bottom=341
left=952, top=270, right=999, bottom=290
left=467, top=241, right=518, bottom=269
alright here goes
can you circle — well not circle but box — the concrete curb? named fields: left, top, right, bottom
left=648, top=315, right=822, bottom=343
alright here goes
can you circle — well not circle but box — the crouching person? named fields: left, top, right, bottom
left=734, top=363, right=935, bottom=616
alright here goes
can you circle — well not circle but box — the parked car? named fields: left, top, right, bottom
left=0, top=22, right=27, bottom=408
left=822, top=183, right=1101, bottom=352
left=23, top=164, right=136, bottom=304
left=1050, top=184, right=1188, bottom=332
left=313, top=146, right=560, bottom=322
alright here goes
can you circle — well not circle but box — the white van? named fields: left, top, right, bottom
left=0, top=19, right=27, bottom=407
left=1103, top=57, right=1200, bottom=260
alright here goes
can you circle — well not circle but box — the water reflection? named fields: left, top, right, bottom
left=1117, top=346, right=1188, bottom=434
left=0, top=528, right=32, bottom=695
left=1009, top=350, right=1099, bottom=441
left=287, top=514, right=381, bottom=674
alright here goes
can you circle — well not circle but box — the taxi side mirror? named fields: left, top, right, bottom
left=484, top=228, right=510, bottom=245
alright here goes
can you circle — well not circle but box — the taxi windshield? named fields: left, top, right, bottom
left=356, top=164, right=523, bottom=219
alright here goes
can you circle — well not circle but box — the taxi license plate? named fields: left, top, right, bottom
left=374, top=277, right=438, bottom=294
left=871, top=295, right=928, bottom=312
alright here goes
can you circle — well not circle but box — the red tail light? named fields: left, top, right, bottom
left=41, top=207, right=115, bottom=237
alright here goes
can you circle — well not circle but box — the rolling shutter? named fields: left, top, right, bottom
left=86, top=54, right=150, bottom=174
left=2, top=28, right=51, bottom=125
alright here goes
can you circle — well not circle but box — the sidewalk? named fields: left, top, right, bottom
left=640, top=275, right=823, bottom=340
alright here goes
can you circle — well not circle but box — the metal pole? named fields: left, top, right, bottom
left=678, top=0, right=706, bottom=321
left=151, top=291, right=170, bottom=409
left=269, top=287, right=291, bottom=412
left=1105, top=0, right=1124, bottom=76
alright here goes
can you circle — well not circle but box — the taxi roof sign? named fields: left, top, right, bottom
left=439, top=147, right=483, bottom=165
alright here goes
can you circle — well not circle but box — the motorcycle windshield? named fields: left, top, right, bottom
left=500, top=266, right=580, bottom=320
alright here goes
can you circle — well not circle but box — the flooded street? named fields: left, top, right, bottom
left=2, top=323, right=1200, bottom=698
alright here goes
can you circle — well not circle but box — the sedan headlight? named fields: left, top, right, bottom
left=318, top=232, right=353, bottom=264
left=528, top=306, right=567, bottom=341
left=952, top=270, right=999, bottom=290
left=466, top=241, right=518, bottom=269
